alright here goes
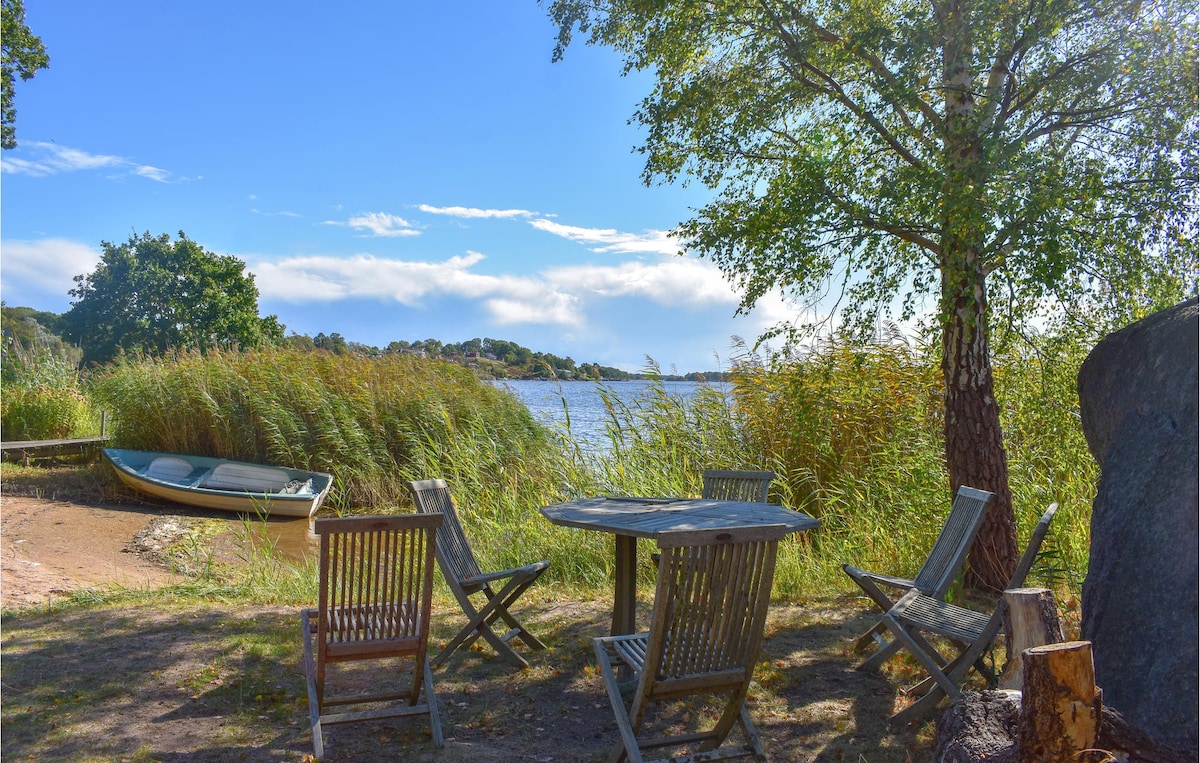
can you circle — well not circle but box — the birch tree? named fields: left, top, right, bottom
left=548, top=0, right=1198, bottom=590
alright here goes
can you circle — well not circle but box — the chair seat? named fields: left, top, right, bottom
left=603, top=631, right=650, bottom=672
left=890, top=590, right=990, bottom=644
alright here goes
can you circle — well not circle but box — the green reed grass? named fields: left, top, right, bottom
left=581, top=332, right=1097, bottom=599
left=0, top=342, right=102, bottom=441
left=73, top=332, right=1097, bottom=605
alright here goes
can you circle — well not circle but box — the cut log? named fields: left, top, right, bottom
left=1018, top=641, right=1102, bottom=763
left=999, top=587, right=1064, bottom=690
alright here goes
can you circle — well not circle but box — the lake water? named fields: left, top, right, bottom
left=492, top=379, right=721, bottom=450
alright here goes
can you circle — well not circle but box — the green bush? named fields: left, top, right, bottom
left=0, top=337, right=98, bottom=441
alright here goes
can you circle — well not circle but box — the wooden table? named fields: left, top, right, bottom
left=540, top=496, right=820, bottom=635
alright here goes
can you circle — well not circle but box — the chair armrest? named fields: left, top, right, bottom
left=461, top=560, right=550, bottom=588
left=842, top=564, right=917, bottom=592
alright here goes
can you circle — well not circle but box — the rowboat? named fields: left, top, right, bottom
left=103, top=448, right=334, bottom=518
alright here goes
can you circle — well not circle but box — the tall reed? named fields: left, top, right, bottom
left=83, top=333, right=1098, bottom=603
left=0, top=341, right=101, bottom=440
left=89, top=348, right=548, bottom=506
left=584, top=331, right=1098, bottom=597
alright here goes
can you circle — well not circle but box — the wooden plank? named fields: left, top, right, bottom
left=0, top=435, right=110, bottom=451
left=0, top=435, right=111, bottom=465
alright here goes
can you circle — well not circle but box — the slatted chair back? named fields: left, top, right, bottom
left=303, top=512, right=445, bottom=757
left=632, top=524, right=788, bottom=743
left=911, top=485, right=996, bottom=597
left=406, top=478, right=484, bottom=584
left=315, top=513, right=442, bottom=664
left=701, top=469, right=775, bottom=503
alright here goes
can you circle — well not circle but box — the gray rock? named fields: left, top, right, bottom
left=1077, top=299, right=1199, bottom=754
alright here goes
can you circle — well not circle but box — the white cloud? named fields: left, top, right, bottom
left=251, top=208, right=302, bottom=218
left=545, top=257, right=736, bottom=306
left=486, top=292, right=582, bottom=325
left=247, top=246, right=754, bottom=333
left=528, top=218, right=680, bottom=255
left=324, top=212, right=421, bottom=237
left=134, top=165, right=171, bottom=182
left=249, top=249, right=589, bottom=326
left=0, top=238, right=100, bottom=300
left=417, top=204, right=538, bottom=219
left=0, top=142, right=178, bottom=182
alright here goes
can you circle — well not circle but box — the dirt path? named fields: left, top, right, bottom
left=1, top=495, right=185, bottom=609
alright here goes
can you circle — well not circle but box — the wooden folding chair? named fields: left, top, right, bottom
left=860, top=503, right=1059, bottom=726
left=842, top=485, right=995, bottom=655
left=594, top=523, right=789, bottom=763
left=301, top=513, right=444, bottom=759
left=405, top=478, right=550, bottom=669
left=701, top=469, right=775, bottom=502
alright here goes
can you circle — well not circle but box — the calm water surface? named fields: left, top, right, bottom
left=493, top=379, right=721, bottom=449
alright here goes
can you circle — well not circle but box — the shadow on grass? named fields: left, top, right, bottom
left=1, top=594, right=933, bottom=762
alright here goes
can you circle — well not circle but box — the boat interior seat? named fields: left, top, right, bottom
left=144, top=457, right=195, bottom=482
left=143, top=457, right=213, bottom=487
left=202, top=462, right=291, bottom=493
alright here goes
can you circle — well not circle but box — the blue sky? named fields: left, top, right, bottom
left=1, top=1, right=805, bottom=373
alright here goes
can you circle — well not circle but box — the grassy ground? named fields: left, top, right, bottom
left=0, top=462, right=1077, bottom=762
left=1, top=587, right=946, bottom=762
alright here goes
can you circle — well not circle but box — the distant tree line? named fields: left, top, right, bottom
left=277, top=332, right=725, bottom=381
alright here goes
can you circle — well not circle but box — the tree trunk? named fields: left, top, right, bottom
left=937, top=0, right=1018, bottom=592
left=1018, top=641, right=1102, bottom=762
left=999, top=587, right=1064, bottom=690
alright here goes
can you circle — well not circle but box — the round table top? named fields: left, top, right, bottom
left=540, top=496, right=820, bottom=538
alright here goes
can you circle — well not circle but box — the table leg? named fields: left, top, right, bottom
left=612, top=534, right=637, bottom=635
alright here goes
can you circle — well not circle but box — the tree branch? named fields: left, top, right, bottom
left=756, top=0, right=938, bottom=169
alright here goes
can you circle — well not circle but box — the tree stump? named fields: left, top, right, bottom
left=999, top=587, right=1064, bottom=690
left=1018, top=641, right=1102, bottom=762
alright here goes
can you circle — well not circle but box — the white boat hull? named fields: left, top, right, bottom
left=104, top=449, right=334, bottom=518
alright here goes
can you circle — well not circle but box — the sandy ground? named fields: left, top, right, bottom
left=1, top=495, right=184, bottom=610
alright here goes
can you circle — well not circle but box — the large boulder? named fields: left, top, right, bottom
left=1077, top=298, right=1198, bottom=755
